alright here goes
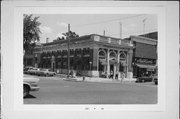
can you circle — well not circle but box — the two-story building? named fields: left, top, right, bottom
left=128, top=35, right=157, bottom=78
left=33, top=34, right=134, bottom=79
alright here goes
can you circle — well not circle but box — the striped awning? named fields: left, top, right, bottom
left=135, top=63, right=157, bottom=69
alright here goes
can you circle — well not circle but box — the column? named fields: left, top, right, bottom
left=117, top=50, right=120, bottom=72
left=128, top=49, right=133, bottom=72
left=92, top=47, right=98, bottom=70
left=113, top=64, right=116, bottom=79
left=91, top=47, right=99, bottom=77
left=117, top=50, right=121, bottom=79
left=127, top=49, right=133, bottom=79
left=106, top=49, right=110, bottom=78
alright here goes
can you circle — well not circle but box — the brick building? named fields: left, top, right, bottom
left=33, top=34, right=134, bottom=79
left=128, top=35, right=157, bottom=78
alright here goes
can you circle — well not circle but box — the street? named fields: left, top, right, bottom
left=24, top=76, right=157, bottom=104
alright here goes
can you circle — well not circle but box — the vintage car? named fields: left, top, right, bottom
left=135, top=76, right=153, bottom=83
left=23, top=75, right=40, bottom=98
left=153, top=75, right=158, bottom=85
left=28, top=68, right=40, bottom=75
left=37, top=68, right=56, bottom=77
left=23, top=66, right=34, bottom=74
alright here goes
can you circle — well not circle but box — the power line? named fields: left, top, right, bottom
left=106, top=28, right=157, bottom=36
left=72, top=14, right=146, bottom=28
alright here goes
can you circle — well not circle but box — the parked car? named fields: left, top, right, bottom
left=135, top=76, right=153, bottom=83
left=153, top=75, right=158, bottom=85
left=23, top=66, right=34, bottom=74
left=23, top=75, right=40, bottom=98
left=28, top=68, right=40, bottom=75
left=38, top=68, right=56, bottom=77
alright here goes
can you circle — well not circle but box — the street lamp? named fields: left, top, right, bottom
left=89, top=61, right=92, bottom=70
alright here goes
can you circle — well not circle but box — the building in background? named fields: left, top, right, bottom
left=127, top=35, right=157, bottom=78
left=33, top=34, right=134, bottom=78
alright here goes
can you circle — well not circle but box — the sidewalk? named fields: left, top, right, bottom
left=56, top=74, right=137, bottom=83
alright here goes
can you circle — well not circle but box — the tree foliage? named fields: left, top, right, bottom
left=56, top=36, right=65, bottom=41
left=62, top=30, right=79, bottom=39
left=23, top=14, right=41, bottom=54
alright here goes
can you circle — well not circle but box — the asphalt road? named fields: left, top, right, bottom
left=24, top=76, right=157, bottom=104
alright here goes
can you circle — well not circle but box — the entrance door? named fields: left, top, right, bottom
left=110, top=65, right=114, bottom=72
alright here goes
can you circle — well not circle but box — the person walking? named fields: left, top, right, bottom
left=115, top=71, right=119, bottom=80
left=109, top=70, right=113, bottom=79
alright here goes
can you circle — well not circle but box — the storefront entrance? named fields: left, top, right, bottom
left=110, top=64, right=114, bottom=72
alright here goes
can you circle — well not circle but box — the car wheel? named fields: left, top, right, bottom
left=46, top=74, right=49, bottom=77
left=23, top=85, right=30, bottom=98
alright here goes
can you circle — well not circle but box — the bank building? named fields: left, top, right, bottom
left=33, top=34, right=134, bottom=79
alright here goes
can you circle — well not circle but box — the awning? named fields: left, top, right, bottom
left=135, top=63, right=157, bottom=69
left=109, top=59, right=118, bottom=65
left=119, top=61, right=127, bottom=66
left=99, top=59, right=107, bottom=65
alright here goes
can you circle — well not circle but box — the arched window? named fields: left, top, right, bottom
left=99, top=50, right=106, bottom=59
left=109, top=51, right=117, bottom=59
left=119, top=52, right=126, bottom=60
left=98, top=50, right=107, bottom=72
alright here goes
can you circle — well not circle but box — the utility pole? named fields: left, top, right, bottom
left=142, top=18, right=147, bottom=37
left=103, top=30, right=105, bottom=36
left=67, top=24, right=70, bottom=78
left=119, top=22, right=122, bottom=39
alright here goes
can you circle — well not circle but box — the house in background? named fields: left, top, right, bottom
left=125, top=32, right=158, bottom=78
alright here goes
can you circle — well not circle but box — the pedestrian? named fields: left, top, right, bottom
left=109, top=70, right=113, bottom=79
left=115, top=71, right=118, bottom=80
left=69, top=70, right=73, bottom=77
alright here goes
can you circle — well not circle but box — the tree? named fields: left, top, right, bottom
left=23, top=14, right=41, bottom=55
left=62, top=30, right=79, bottom=39
left=57, top=36, right=65, bottom=41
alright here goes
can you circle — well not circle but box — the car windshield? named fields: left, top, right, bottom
left=40, top=69, right=48, bottom=71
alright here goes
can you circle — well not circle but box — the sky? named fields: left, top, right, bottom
left=33, top=14, right=157, bottom=43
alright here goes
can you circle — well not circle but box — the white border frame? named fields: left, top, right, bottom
left=14, top=5, right=165, bottom=111
left=1, top=1, right=179, bottom=119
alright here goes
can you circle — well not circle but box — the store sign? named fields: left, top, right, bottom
left=135, top=58, right=155, bottom=64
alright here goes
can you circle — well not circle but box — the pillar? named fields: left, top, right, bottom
left=106, top=49, right=110, bottom=78
left=113, top=64, right=116, bottom=79
left=128, top=49, right=133, bottom=72
left=117, top=50, right=120, bottom=72
left=127, top=49, right=133, bottom=79
left=51, top=55, right=55, bottom=72
left=91, top=47, right=99, bottom=77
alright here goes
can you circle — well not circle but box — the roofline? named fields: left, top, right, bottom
left=90, top=34, right=123, bottom=40
left=130, top=35, right=157, bottom=42
left=41, top=34, right=124, bottom=46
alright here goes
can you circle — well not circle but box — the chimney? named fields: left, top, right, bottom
left=46, top=38, right=49, bottom=43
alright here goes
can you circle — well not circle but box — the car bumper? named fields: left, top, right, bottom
left=31, top=86, right=40, bottom=91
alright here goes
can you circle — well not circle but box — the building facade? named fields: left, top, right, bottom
left=130, top=35, right=157, bottom=78
left=33, top=34, right=134, bottom=78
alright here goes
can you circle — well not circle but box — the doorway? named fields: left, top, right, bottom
left=110, top=65, right=114, bottom=72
